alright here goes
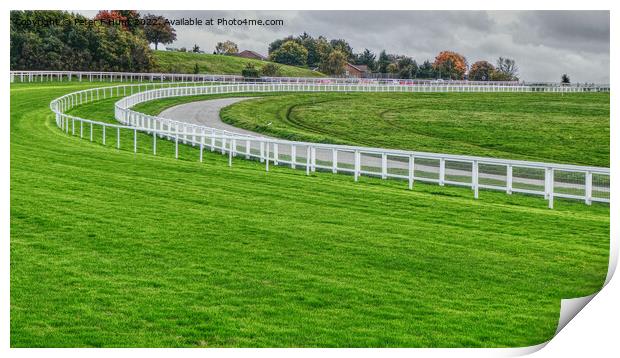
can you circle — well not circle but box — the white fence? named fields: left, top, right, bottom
left=12, top=70, right=610, bottom=92
left=48, top=81, right=609, bottom=208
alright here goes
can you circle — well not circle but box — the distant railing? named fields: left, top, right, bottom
left=13, top=70, right=610, bottom=91
left=48, top=81, right=610, bottom=208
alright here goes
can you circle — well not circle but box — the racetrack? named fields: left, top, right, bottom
left=10, top=80, right=610, bottom=347
left=157, top=96, right=607, bottom=194
left=160, top=97, right=267, bottom=138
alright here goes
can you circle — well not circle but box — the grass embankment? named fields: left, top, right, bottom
left=10, top=82, right=609, bottom=347
left=152, top=50, right=324, bottom=77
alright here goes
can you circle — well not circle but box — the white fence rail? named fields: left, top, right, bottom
left=13, top=70, right=610, bottom=92
left=47, top=81, right=610, bottom=208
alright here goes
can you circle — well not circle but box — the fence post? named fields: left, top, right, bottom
left=80, top=121, right=83, bottom=138
left=354, top=150, right=361, bottom=182
left=408, top=155, right=415, bottom=190
left=311, top=147, right=316, bottom=172
left=473, top=160, right=479, bottom=199
left=585, top=171, right=592, bottom=205
left=72, top=119, right=75, bottom=135
left=199, top=131, right=204, bottom=162
left=273, top=143, right=278, bottom=165
left=381, top=153, right=388, bottom=179
left=265, top=141, right=269, bottom=171
left=306, top=147, right=311, bottom=175
left=90, top=123, right=93, bottom=141
left=221, top=138, right=226, bottom=155
left=260, top=142, right=265, bottom=163
left=133, top=129, right=137, bottom=153
left=229, top=139, right=234, bottom=167
left=548, top=168, right=555, bottom=209
left=153, top=130, right=157, bottom=155
left=439, top=158, right=445, bottom=186
left=116, top=128, right=120, bottom=149
left=291, top=145, right=296, bottom=169
left=332, top=149, right=338, bottom=173
left=506, top=165, right=513, bottom=194
left=102, top=125, right=106, bottom=145
left=175, top=129, right=179, bottom=159
left=544, top=168, right=550, bottom=199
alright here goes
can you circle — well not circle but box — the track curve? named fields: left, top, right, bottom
left=159, top=97, right=268, bottom=138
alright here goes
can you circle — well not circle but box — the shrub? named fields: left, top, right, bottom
left=261, top=63, right=281, bottom=77
left=241, top=63, right=260, bottom=78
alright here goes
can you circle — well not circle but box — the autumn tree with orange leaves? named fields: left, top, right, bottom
left=94, top=11, right=129, bottom=29
left=433, top=51, right=467, bottom=80
left=94, top=10, right=143, bottom=34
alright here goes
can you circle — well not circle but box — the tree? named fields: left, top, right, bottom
left=417, top=60, right=435, bottom=79
left=320, top=50, right=347, bottom=76
left=468, top=60, right=495, bottom=81
left=143, top=14, right=176, bottom=50
left=261, top=63, right=281, bottom=77
left=270, top=40, right=308, bottom=66
left=192, top=44, right=200, bottom=53
left=397, top=57, right=417, bottom=79
left=94, top=10, right=128, bottom=29
left=433, top=51, right=467, bottom=79
left=314, top=36, right=332, bottom=67
left=355, top=49, right=376, bottom=72
left=386, top=63, right=399, bottom=74
left=11, top=10, right=153, bottom=72
left=561, top=74, right=570, bottom=84
left=329, top=39, right=354, bottom=61
left=297, top=33, right=323, bottom=68
left=193, top=63, right=200, bottom=74
left=493, top=57, right=518, bottom=81
left=241, top=63, right=259, bottom=78
left=215, top=40, right=238, bottom=55
left=95, top=10, right=144, bottom=34
left=268, top=35, right=296, bottom=54
left=116, top=10, right=143, bottom=34
left=377, top=50, right=390, bottom=74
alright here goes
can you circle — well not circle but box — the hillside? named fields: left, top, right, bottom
left=152, top=51, right=324, bottom=77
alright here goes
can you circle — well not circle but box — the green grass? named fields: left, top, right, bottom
left=153, top=51, right=324, bottom=77
left=216, top=92, right=609, bottom=167
left=10, top=82, right=609, bottom=347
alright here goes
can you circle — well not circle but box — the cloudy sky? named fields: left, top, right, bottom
left=80, top=10, right=610, bottom=83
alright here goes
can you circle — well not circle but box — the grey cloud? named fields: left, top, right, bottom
left=508, top=11, right=609, bottom=54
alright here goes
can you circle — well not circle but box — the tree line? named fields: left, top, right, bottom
left=10, top=10, right=176, bottom=72
left=11, top=11, right=521, bottom=81
left=265, top=33, right=519, bottom=80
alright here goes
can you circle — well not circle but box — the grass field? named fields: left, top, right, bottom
left=152, top=51, right=324, bottom=77
left=10, top=82, right=610, bottom=347
left=217, top=92, right=609, bottom=167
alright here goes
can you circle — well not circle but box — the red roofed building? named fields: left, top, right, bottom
left=344, top=63, right=370, bottom=78
left=236, top=50, right=267, bottom=61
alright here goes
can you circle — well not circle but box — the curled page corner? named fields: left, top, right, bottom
left=556, top=294, right=597, bottom=334
left=552, top=236, right=618, bottom=338
left=511, top=238, right=618, bottom=356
